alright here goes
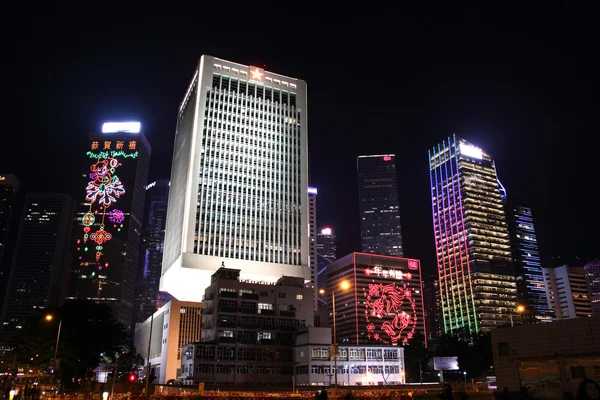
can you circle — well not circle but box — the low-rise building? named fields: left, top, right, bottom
left=134, top=299, right=203, bottom=384
left=179, top=267, right=314, bottom=385
left=492, top=316, right=600, bottom=396
left=294, top=327, right=405, bottom=387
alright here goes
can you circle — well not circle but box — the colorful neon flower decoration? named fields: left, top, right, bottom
left=82, top=213, right=95, bottom=226
left=108, top=209, right=125, bottom=223
left=90, top=229, right=112, bottom=246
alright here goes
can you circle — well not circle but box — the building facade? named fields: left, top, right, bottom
left=357, top=155, right=403, bottom=257
left=135, top=179, right=173, bottom=324
left=491, top=316, right=600, bottom=395
left=317, top=227, right=337, bottom=311
left=161, top=55, right=311, bottom=302
left=505, top=200, right=552, bottom=321
left=308, top=187, right=318, bottom=309
left=294, top=327, right=405, bottom=387
left=134, top=299, right=203, bottom=384
left=584, top=259, right=600, bottom=316
left=327, top=253, right=426, bottom=346
left=69, top=122, right=151, bottom=329
left=429, top=135, right=517, bottom=334
left=1, top=194, right=75, bottom=346
left=179, top=267, right=313, bottom=385
left=0, top=175, right=19, bottom=313
left=543, top=265, right=592, bottom=320
left=422, top=275, right=442, bottom=341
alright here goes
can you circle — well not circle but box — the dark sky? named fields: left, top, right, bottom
left=3, top=4, right=599, bottom=275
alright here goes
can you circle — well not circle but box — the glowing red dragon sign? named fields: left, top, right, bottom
left=363, top=278, right=417, bottom=345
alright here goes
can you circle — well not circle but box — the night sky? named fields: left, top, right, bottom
left=4, top=4, right=599, bottom=276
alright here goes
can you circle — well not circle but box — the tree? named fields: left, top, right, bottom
left=13, top=299, right=128, bottom=390
left=102, top=343, right=144, bottom=382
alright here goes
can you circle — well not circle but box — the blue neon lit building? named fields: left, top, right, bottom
left=505, top=201, right=552, bottom=322
left=429, top=135, right=518, bottom=334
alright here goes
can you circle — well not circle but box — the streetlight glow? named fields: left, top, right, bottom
left=45, top=314, right=53, bottom=322
left=340, top=280, right=350, bottom=291
left=517, top=305, right=525, bottom=313
left=319, top=289, right=325, bottom=295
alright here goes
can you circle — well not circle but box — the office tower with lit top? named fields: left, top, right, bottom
left=327, top=253, right=426, bottom=346
left=317, top=227, right=337, bottom=310
left=505, top=199, right=552, bottom=321
left=308, top=187, right=318, bottom=309
left=0, top=194, right=75, bottom=347
left=135, top=179, right=172, bottom=324
left=161, top=55, right=310, bottom=302
left=357, top=155, right=403, bottom=257
left=429, top=135, right=517, bottom=334
left=70, top=122, right=150, bottom=329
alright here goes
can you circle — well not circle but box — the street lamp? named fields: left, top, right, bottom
left=463, top=371, right=467, bottom=384
left=45, top=314, right=62, bottom=391
left=319, top=280, right=351, bottom=387
left=510, top=305, right=525, bottom=327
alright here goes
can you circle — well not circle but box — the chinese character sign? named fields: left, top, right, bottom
left=363, top=266, right=417, bottom=345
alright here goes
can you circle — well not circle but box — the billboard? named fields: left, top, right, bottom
left=361, top=260, right=420, bottom=345
left=433, top=357, right=459, bottom=371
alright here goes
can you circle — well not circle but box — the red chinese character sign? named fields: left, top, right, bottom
left=363, top=266, right=417, bottom=345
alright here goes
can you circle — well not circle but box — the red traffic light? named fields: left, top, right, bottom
left=128, top=373, right=137, bottom=383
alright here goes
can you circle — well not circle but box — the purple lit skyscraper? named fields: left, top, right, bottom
left=429, top=135, right=517, bottom=334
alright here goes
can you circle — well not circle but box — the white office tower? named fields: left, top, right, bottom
left=161, top=55, right=310, bottom=301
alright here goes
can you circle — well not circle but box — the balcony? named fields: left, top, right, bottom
left=239, top=323, right=257, bottom=329
left=259, top=339, right=276, bottom=345
left=218, top=336, right=236, bottom=344
left=280, top=310, right=295, bottom=318
left=220, top=292, right=238, bottom=299
left=240, top=308, right=258, bottom=315
left=217, top=321, right=236, bottom=328
left=219, top=306, right=237, bottom=314
left=241, top=293, right=259, bottom=300
left=259, top=309, right=276, bottom=316
left=279, top=325, right=296, bottom=332
left=239, top=337, right=257, bottom=345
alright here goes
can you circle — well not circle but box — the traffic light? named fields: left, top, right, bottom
left=128, top=373, right=137, bottom=383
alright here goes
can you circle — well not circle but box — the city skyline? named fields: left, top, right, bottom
left=3, top=5, right=598, bottom=278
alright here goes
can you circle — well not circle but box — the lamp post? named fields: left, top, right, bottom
left=510, top=305, right=525, bottom=327
left=320, top=280, right=350, bottom=388
left=45, top=314, right=62, bottom=391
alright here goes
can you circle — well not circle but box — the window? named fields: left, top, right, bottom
left=260, top=291, right=268, bottom=297
left=311, top=347, right=329, bottom=360
left=498, top=342, right=510, bottom=357
left=296, top=294, right=304, bottom=300
left=278, top=293, right=286, bottom=299
left=258, top=332, right=271, bottom=340
left=258, top=303, right=273, bottom=310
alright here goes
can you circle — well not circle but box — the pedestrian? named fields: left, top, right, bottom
left=443, top=383, right=453, bottom=400
left=576, top=378, right=600, bottom=400
left=319, top=388, right=328, bottom=400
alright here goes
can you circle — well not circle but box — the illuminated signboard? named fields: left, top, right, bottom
left=0, top=176, right=5, bottom=181
left=102, top=122, right=141, bottom=134
left=308, top=187, right=318, bottom=195
left=321, top=227, right=332, bottom=235
left=77, top=138, right=139, bottom=272
left=249, top=66, right=264, bottom=82
left=383, top=156, right=392, bottom=161
left=433, top=357, right=459, bottom=371
left=362, top=264, right=418, bottom=345
left=459, top=143, right=483, bottom=159
left=146, top=181, right=156, bottom=190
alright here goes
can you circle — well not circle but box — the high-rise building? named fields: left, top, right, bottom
left=308, top=187, right=317, bottom=309
left=505, top=200, right=552, bottom=321
left=422, top=275, right=442, bottom=341
left=135, top=179, right=173, bottom=324
left=316, top=227, right=337, bottom=310
left=429, top=135, right=518, bottom=334
left=1, top=194, right=75, bottom=347
left=161, top=55, right=310, bottom=302
left=357, top=155, right=403, bottom=257
left=327, top=253, right=426, bottom=346
left=584, top=259, right=600, bottom=316
left=69, top=122, right=151, bottom=329
left=0, top=175, right=19, bottom=311
left=543, top=265, right=592, bottom=319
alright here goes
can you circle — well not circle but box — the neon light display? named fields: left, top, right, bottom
left=101, top=121, right=141, bottom=133
left=108, top=209, right=125, bottom=223
left=363, top=277, right=417, bottom=345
